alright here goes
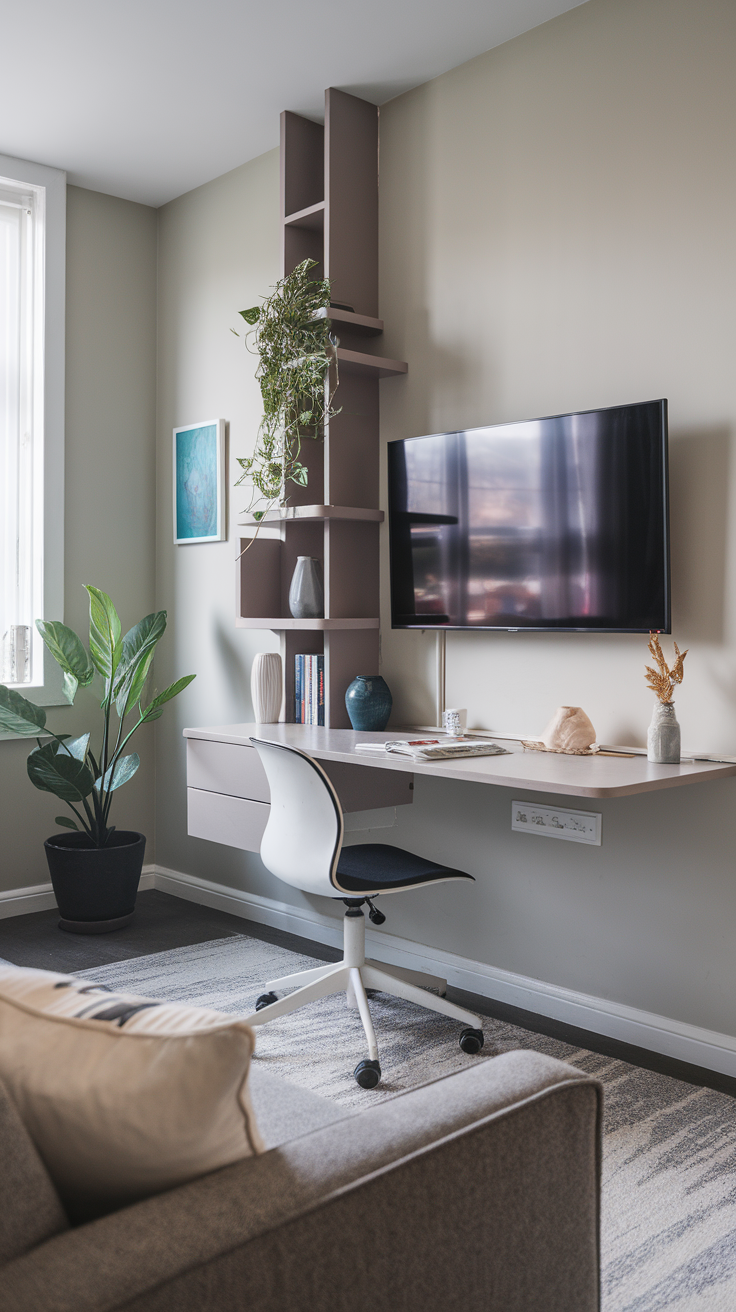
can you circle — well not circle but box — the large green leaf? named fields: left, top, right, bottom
left=141, top=674, right=196, bottom=722
left=55, top=816, right=80, bottom=831
left=36, top=621, right=94, bottom=704
left=27, top=741, right=95, bottom=801
left=95, top=752, right=140, bottom=793
left=85, top=586, right=122, bottom=684
left=114, top=611, right=167, bottom=717
left=63, top=733, right=90, bottom=762
left=119, top=647, right=155, bottom=717
left=0, top=686, right=47, bottom=736
left=239, top=307, right=260, bottom=325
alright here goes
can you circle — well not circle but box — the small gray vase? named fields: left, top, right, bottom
left=288, top=557, right=323, bottom=619
left=647, top=700, right=680, bottom=764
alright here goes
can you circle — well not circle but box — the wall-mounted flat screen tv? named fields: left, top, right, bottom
left=388, top=399, right=670, bottom=633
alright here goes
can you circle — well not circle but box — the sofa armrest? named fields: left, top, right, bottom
left=0, top=1050, right=602, bottom=1312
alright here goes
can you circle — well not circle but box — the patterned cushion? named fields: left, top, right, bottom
left=0, top=964, right=263, bottom=1216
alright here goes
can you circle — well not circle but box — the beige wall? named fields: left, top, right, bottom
left=0, top=186, right=157, bottom=893
left=154, top=152, right=285, bottom=901
left=153, top=0, right=736, bottom=1038
left=373, top=0, right=736, bottom=1032
left=379, top=0, right=736, bottom=745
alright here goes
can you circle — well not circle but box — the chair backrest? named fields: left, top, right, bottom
left=250, top=738, right=345, bottom=898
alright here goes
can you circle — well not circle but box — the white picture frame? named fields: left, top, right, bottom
left=173, top=418, right=226, bottom=544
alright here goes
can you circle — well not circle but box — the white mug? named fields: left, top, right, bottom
left=443, top=707, right=467, bottom=737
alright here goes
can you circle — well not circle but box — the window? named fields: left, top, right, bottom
left=0, top=155, right=65, bottom=697
left=1, top=176, right=44, bottom=682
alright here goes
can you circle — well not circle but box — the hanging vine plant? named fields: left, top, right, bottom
left=233, top=258, right=340, bottom=524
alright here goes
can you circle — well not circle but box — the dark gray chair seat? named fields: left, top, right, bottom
left=336, top=843, right=474, bottom=894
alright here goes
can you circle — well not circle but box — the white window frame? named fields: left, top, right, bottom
left=0, top=153, right=65, bottom=713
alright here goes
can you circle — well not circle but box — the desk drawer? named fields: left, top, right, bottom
left=187, top=788, right=269, bottom=852
left=186, top=738, right=413, bottom=812
left=187, top=739, right=269, bottom=802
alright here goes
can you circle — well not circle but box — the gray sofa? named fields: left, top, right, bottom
left=0, top=1050, right=602, bottom=1312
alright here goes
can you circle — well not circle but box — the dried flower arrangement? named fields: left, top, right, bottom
left=645, top=633, right=688, bottom=704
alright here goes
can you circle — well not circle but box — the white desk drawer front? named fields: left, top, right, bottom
left=187, top=788, right=269, bottom=853
left=186, top=736, right=413, bottom=812
left=186, top=739, right=269, bottom=803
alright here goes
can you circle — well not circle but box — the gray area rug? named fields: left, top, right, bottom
left=78, top=934, right=736, bottom=1312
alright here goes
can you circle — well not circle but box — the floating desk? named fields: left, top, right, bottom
left=184, top=723, right=736, bottom=853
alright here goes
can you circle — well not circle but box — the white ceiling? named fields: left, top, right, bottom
left=2, top=0, right=586, bottom=207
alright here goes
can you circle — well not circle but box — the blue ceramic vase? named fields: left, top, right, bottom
left=345, top=675, right=393, bottom=731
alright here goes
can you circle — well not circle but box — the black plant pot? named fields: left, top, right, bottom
left=44, top=831, right=146, bottom=934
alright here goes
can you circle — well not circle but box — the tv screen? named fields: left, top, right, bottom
left=388, top=399, right=670, bottom=633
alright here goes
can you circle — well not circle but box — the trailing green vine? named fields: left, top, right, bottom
left=234, top=259, right=339, bottom=524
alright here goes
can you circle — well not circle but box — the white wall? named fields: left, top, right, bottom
left=154, top=0, right=736, bottom=1039
left=0, top=186, right=157, bottom=893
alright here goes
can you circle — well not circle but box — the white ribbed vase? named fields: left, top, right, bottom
left=250, top=653, right=282, bottom=724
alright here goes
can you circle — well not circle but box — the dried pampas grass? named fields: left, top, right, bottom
left=645, top=633, right=688, bottom=703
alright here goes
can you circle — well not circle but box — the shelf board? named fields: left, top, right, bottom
left=313, top=307, right=384, bottom=337
left=283, top=200, right=325, bottom=231
left=336, top=347, right=408, bottom=378
left=239, top=504, right=384, bottom=526
left=236, top=617, right=380, bottom=631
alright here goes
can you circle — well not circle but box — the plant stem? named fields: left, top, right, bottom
left=66, top=801, right=94, bottom=840
left=98, top=673, right=114, bottom=832
left=100, top=708, right=147, bottom=828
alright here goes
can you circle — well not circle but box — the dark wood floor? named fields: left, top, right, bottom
left=2, top=890, right=734, bottom=1099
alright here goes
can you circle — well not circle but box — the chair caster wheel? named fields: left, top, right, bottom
left=255, top=991, right=278, bottom=1011
left=354, top=1059, right=381, bottom=1089
left=459, top=1027, right=484, bottom=1055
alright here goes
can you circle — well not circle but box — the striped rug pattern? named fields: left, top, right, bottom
left=78, top=934, right=736, bottom=1312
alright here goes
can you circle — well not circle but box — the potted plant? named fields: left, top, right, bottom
left=0, top=587, right=195, bottom=933
left=233, top=257, right=340, bottom=529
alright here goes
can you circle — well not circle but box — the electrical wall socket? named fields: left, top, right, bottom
left=511, top=800, right=601, bottom=845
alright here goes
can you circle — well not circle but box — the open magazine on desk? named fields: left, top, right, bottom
left=354, top=737, right=511, bottom=762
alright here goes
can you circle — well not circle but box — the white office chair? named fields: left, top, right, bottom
left=244, top=737, right=484, bottom=1088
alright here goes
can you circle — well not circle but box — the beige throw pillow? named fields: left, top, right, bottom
left=0, top=964, right=263, bottom=1212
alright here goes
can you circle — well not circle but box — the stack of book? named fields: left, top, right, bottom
left=295, top=654, right=324, bottom=726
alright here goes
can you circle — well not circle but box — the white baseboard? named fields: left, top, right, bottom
left=0, top=883, right=57, bottom=918
left=0, top=868, right=156, bottom=920
left=4, top=861, right=736, bottom=1079
left=150, top=863, right=736, bottom=1080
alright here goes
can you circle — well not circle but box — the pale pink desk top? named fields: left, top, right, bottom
left=183, top=723, right=736, bottom=799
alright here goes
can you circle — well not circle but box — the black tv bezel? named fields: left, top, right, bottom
left=387, top=399, right=671, bottom=635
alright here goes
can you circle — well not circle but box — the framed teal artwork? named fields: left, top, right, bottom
left=173, top=418, right=226, bottom=544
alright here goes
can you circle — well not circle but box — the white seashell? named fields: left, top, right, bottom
left=539, top=706, right=596, bottom=753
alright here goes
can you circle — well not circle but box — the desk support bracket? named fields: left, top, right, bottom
left=435, top=629, right=446, bottom=729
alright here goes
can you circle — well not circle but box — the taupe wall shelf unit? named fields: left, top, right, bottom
left=336, top=348, right=407, bottom=378
left=284, top=200, right=325, bottom=231
left=238, top=87, right=406, bottom=729
left=314, top=307, right=383, bottom=336
left=240, top=506, right=384, bottom=526
left=236, top=618, right=380, bottom=632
